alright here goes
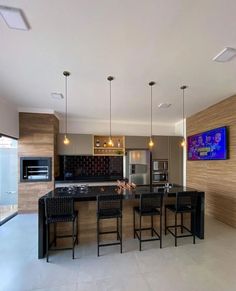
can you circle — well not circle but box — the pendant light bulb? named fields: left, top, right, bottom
left=149, top=137, right=154, bottom=148
left=108, top=137, right=113, bottom=147
left=64, top=134, right=70, bottom=145
left=180, top=139, right=186, bottom=147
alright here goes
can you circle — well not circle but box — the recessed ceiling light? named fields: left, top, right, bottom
left=0, top=6, right=30, bottom=30
left=213, top=47, right=236, bottom=62
left=51, top=93, right=64, bottom=100
left=158, top=103, right=171, bottom=109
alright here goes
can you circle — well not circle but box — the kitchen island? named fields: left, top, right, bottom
left=38, top=185, right=204, bottom=259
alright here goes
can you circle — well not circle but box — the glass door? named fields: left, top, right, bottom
left=0, top=135, right=18, bottom=224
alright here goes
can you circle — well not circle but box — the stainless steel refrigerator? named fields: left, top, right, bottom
left=125, top=150, right=150, bottom=185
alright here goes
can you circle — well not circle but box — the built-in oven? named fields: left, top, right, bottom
left=153, top=172, right=168, bottom=183
left=153, top=160, right=168, bottom=171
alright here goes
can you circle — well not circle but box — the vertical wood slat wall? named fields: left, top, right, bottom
left=18, top=113, right=59, bottom=212
left=186, top=95, right=236, bottom=228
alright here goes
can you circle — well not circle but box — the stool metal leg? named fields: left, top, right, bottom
left=97, top=217, right=100, bottom=257
left=117, top=217, right=119, bottom=240
left=160, top=211, right=162, bottom=249
left=120, top=217, right=122, bottom=253
left=72, top=221, right=75, bottom=259
left=76, top=216, right=79, bottom=245
left=46, top=223, right=49, bottom=263
left=139, top=215, right=142, bottom=251
left=165, top=206, right=167, bottom=235
left=54, top=223, right=57, bottom=247
left=133, top=209, right=136, bottom=238
left=151, top=215, right=154, bottom=237
left=181, top=213, right=184, bottom=233
left=193, top=211, right=196, bottom=244
left=175, top=212, right=177, bottom=247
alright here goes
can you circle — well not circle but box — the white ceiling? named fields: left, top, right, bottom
left=1, top=0, right=236, bottom=127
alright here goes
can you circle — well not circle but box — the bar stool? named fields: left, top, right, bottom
left=44, top=196, right=78, bottom=262
left=165, top=192, right=197, bottom=246
left=133, top=193, right=163, bottom=251
left=97, top=194, right=123, bottom=256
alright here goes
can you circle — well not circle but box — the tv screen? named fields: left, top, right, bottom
left=187, top=126, right=227, bottom=160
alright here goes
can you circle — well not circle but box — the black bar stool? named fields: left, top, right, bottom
left=97, top=194, right=123, bottom=256
left=44, top=196, right=78, bottom=262
left=165, top=192, right=197, bottom=246
left=133, top=193, right=163, bottom=251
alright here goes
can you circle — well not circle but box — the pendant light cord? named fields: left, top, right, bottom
left=150, top=85, right=153, bottom=138
left=65, top=74, right=68, bottom=135
left=182, top=87, right=185, bottom=138
left=109, top=79, right=112, bottom=138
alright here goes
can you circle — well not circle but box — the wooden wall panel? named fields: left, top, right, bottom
left=186, top=94, right=236, bottom=228
left=18, top=113, right=59, bottom=212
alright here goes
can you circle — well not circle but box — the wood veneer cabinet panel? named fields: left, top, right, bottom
left=125, top=136, right=149, bottom=149
left=168, top=136, right=183, bottom=185
left=152, top=136, right=168, bottom=159
left=57, top=134, right=93, bottom=155
left=186, top=94, right=236, bottom=228
left=18, top=113, right=59, bottom=212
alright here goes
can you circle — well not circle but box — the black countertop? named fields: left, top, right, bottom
left=39, top=185, right=201, bottom=202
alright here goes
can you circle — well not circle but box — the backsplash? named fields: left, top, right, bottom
left=58, top=155, right=123, bottom=181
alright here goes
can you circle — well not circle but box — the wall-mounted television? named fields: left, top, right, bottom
left=187, top=126, right=227, bottom=160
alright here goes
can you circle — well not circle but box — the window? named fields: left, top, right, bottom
left=0, top=135, right=18, bottom=224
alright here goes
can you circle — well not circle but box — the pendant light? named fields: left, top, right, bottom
left=180, top=85, right=187, bottom=147
left=107, top=76, right=114, bottom=147
left=63, top=71, right=70, bottom=145
left=148, top=81, right=155, bottom=148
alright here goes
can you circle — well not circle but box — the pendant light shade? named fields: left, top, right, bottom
left=107, top=76, right=114, bottom=147
left=148, top=81, right=155, bottom=148
left=63, top=71, right=70, bottom=145
left=180, top=85, right=187, bottom=147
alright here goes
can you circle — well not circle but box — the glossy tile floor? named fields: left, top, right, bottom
left=0, top=214, right=236, bottom=291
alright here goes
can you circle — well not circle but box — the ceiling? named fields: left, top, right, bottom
left=1, top=0, right=236, bottom=127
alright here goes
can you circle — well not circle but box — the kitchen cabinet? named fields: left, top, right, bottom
left=168, top=136, right=183, bottom=185
left=151, top=136, right=169, bottom=159
left=125, top=136, right=149, bottom=149
left=93, top=135, right=125, bottom=156
left=57, top=134, right=93, bottom=155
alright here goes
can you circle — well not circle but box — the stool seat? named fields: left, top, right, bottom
left=166, top=204, right=194, bottom=213
left=133, top=206, right=160, bottom=216
left=46, top=211, right=78, bottom=224
left=97, top=208, right=122, bottom=219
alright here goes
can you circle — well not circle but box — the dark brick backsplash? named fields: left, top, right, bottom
left=59, top=155, right=123, bottom=181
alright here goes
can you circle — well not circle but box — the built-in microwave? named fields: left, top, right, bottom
left=153, top=172, right=168, bottom=183
left=153, top=160, right=168, bottom=171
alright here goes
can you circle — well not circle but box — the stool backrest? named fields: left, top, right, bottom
left=140, top=193, right=163, bottom=212
left=44, top=196, right=74, bottom=218
left=176, top=192, right=198, bottom=211
left=97, top=194, right=123, bottom=212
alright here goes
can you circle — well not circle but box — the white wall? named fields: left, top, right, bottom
left=59, top=118, right=177, bottom=136
left=0, top=97, right=19, bottom=138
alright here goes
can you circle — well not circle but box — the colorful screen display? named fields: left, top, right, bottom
left=187, top=127, right=227, bottom=160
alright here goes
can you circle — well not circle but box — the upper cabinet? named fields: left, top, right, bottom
left=57, top=134, right=93, bottom=155
left=93, top=135, right=125, bottom=156
left=125, top=136, right=149, bottom=149
left=151, top=136, right=169, bottom=159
